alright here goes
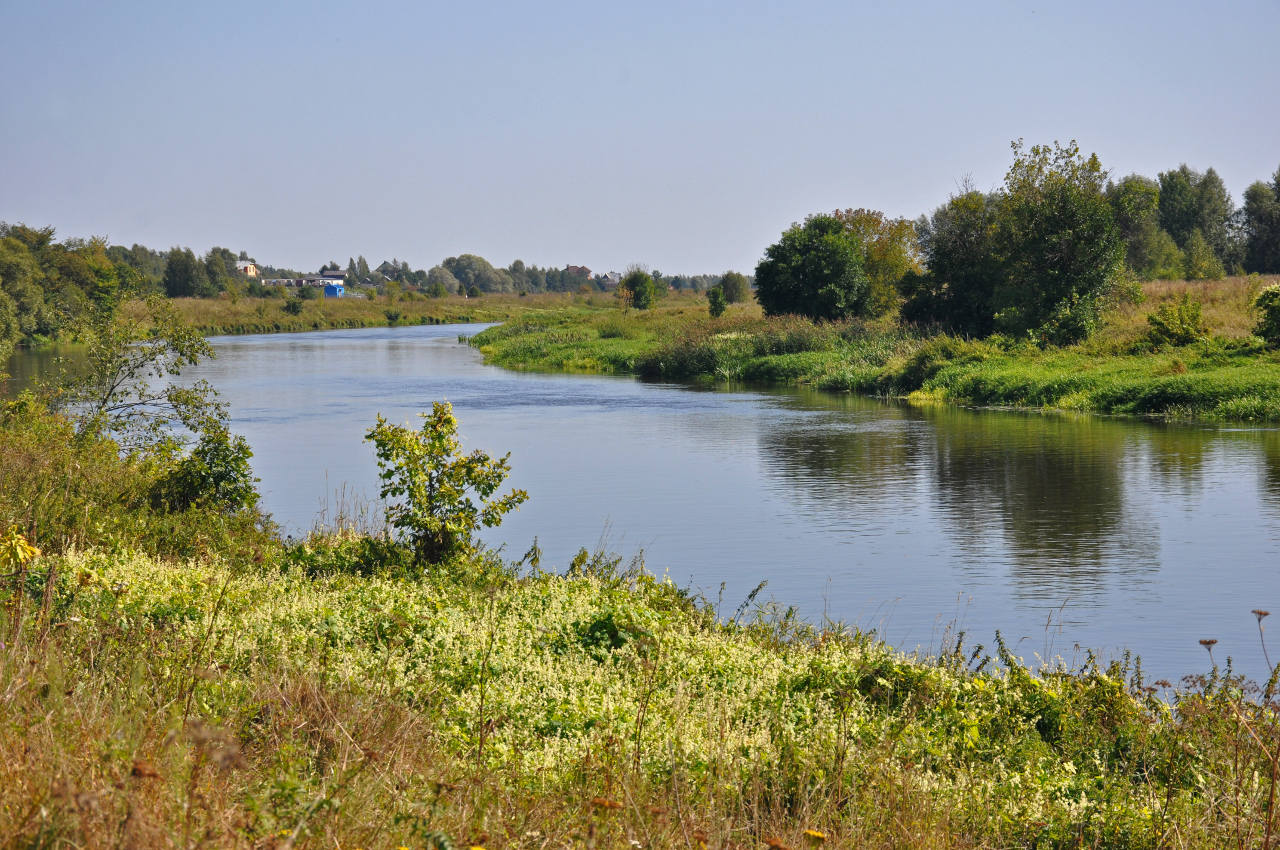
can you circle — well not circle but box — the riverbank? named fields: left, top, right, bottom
left=469, top=277, right=1280, bottom=421
left=166, top=291, right=574, bottom=337
left=5, top=540, right=1277, bottom=849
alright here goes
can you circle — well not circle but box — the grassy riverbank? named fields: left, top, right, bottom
left=5, top=541, right=1279, bottom=849
left=469, top=278, right=1280, bottom=421
left=166, top=291, right=579, bottom=337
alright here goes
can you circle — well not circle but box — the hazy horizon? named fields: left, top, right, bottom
left=2, top=0, right=1277, bottom=275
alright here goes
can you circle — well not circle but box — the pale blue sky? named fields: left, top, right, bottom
left=2, top=0, right=1277, bottom=275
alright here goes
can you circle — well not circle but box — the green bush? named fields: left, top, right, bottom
left=1255, top=284, right=1280, bottom=347
left=1146, top=293, right=1207, bottom=347
left=707, top=285, right=727, bottom=318
left=365, top=402, right=527, bottom=564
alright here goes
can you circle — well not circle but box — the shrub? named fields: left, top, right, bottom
left=1146, top=293, right=1207, bottom=347
left=151, top=425, right=259, bottom=514
left=1255, top=284, right=1280, bottom=347
left=282, top=298, right=304, bottom=316
left=365, top=402, right=528, bottom=564
left=707, top=285, right=727, bottom=318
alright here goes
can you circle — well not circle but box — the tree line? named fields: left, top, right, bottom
left=754, top=142, right=1280, bottom=344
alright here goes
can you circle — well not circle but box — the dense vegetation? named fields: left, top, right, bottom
left=470, top=278, right=1280, bottom=421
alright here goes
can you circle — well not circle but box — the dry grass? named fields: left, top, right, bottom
left=1094, top=275, right=1278, bottom=351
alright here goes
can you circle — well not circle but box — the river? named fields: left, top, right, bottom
left=7, top=323, right=1279, bottom=682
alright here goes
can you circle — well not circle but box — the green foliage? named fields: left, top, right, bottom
left=902, top=191, right=1003, bottom=334
left=993, top=140, right=1124, bottom=345
left=706, top=285, right=727, bottom=317
left=1254, top=284, right=1280, bottom=347
left=621, top=269, right=656, bottom=310
left=56, top=298, right=225, bottom=452
left=1146, top=293, right=1207, bottom=347
left=163, top=247, right=212, bottom=298
left=152, top=424, right=259, bottom=514
left=718, top=271, right=751, bottom=303
left=1242, top=169, right=1280, bottom=273
left=1183, top=229, right=1225, bottom=280
left=833, top=208, right=922, bottom=315
left=0, top=392, right=271, bottom=557
left=1158, top=164, right=1235, bottom=262
left=365, top=402, right=528, bottom=564
left=282, top=297, right=304, bottom=316
left=754, top=214, right=870, bottom=320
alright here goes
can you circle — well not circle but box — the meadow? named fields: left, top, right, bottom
left=166, top=291, right=565, bottom=338
left=4, top=538, right=1280, bottom=849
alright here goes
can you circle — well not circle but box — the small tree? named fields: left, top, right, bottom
left=754, top=214, right=869, bottom=320
left=719, top=271, right=751, bottom=304
left=365, top=402, right=528, bottom=564
left=621, top=269, right=656, bottom=310
left=707, top=285, right=727, bottom=317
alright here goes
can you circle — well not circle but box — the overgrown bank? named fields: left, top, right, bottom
left=5, top=542, right=1280, bottom=849
left=469, top=278, right=1280, bottom=421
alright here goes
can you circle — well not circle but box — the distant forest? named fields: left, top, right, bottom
left=0, top=223, right=739, bottom=353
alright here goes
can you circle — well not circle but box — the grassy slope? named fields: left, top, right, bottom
left=4, top=544, right=1277, bottom=848
left=470, top=278, right=1280, bottom=421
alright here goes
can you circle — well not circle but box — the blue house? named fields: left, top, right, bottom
left=323, top=283, right=344, bottom=298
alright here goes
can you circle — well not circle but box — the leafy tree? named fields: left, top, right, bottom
left=754, top=214, right=869, bottom=320
left=621, top=269, right=656, bottom=310
left=152, top=423, right=258, bottom=514
left=1158, top=165, right=1235, bottom=264
left=365, top=402, right=528, bottom=564
left=427, top=265, right=460, bottom=294
left=55, top=298, right=225, bottom=452
left=719, top=271, right=751, bottom=303
left=163, top=248, right=211, bottom=298
left=443, top=254, right=514, bottom=293
left=282, top=297, right=304, bottom=315
left=1106, top=175, right=1175, bottom=279
left=707, top=285, right=727, bottom=317
left=1242, top=168, right=1280, bottom=273
left=356, top=255, right=370, bottom=279
left=901, top=190, right=1002, bottom=335
left=832, top=208, right=922, bottom=315
left=992, top=140, right=1124, bottom=344
left=1183, top=229, right=1225, bottom=280
left=0, top=288, right=17, bottom=361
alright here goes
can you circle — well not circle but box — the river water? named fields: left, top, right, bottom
left=8, top=323, right=1279, bottom=681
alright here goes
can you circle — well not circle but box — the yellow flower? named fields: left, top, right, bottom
left=803, top=829, right=827, bottom=844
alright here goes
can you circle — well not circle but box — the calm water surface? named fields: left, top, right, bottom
left=9, top=324, right=1280, bottom=680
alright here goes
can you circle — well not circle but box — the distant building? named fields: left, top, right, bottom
left=236, top=260, right=259, bottom=277
left=597, top=271, right=622, bottom=290
left=565, top=264, right=592, bottom=278
left=323, top=283, right=344, bottom=298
